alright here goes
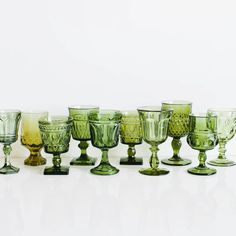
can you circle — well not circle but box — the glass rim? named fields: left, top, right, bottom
left=137, top=106, right=173, bottom=113
left=39, top=115, right=72, bottom=124
left=208, top=108, right=236, bottom=113
left=189, top=113, right=217, bottom=118
left=161, top=100, right=192, bottom=105
left=68, top=105, right=99, bottom=110
left=0, top=109, right=21, bottom=114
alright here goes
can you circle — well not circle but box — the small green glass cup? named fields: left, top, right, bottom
left=187, top=113, right=218, bottom=176
left=161, top=100, right=192, bottom=166
left=39, top=116, right=72, bottom=175
left=138, top=106, right=172, bottom=176
left=120, top=111, right=143, bottom=165
left=88, top=110, right=122, bottom=175
left=68, top=105, right=99, bottom=166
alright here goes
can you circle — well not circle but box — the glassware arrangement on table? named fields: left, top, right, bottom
left=21, top=111, right=48, bottom=166
left=120, top=111, right=143, bottom=165
left=39, top=116, right=72, bottom=175
left=0, top=110, right=21, bottom=174
left=88, top=110, right=122, bottom=175
left=68, top=105, right=99, bottom=166
left=207, top=108, right=236, bottom=167
left=161, top=101, right=192, bottom=166
left=187, top=113, right=218, bottom=175
left=137, top=106, right=173, bottom=176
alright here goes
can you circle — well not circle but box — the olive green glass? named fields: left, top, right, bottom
left=88, top=110, right=122, bottom=175
left=207, top=108, right=236, bottom=167
left=39, top=116, right=72, bottom=175
left=187, top=114, right=218, bottom=175
left=68, top=105, right=99, bottom=166
left=21, top=111, right=48, bottom=166
left=161, top=100, right=192, bottom=166
left=138, top=106, right=172, bottom=176
left=0, top=110, right=21, bottom=174
left=120, top=111, right=143, bottom=165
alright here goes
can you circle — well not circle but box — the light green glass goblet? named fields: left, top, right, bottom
left=138, top=106, right=172, bottom=176
left=68, top=105, right=99, bottom=166
left=88, top=110, right=122, bottom=175
left=187, top=113, right=218, bottom=175
left=161, top=100, right=192, bottom=166
left=120, top=111, right=143, bottom=165
left=207, top=108, right=236, bottom=167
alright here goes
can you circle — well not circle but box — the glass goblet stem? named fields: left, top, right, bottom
left=218, top=140, right=227, bottom=159
left=198, top=151, right=207, bottom=168
left=78, top=140, right=89, bottom=158
left=127, top=144, right=136, bottom=160
left=101, top=149, right=110, bottom=164
left=3, top=144, right=12, bottom=167
left=52, top=154, right=61, bottom=168
left=149, top=145, right=159, bottom=169
left=171, top=138, right=182, bottom=160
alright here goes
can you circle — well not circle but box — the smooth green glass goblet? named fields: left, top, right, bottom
left=161, top=100, right=192, bottom=166
left=137, top=106, right=172, bottom=176
left=68, top=105, right=99, bottom=166
left=187, top=113, right=218, bottom=175
left=0, top=110, right=21, bottom=174
left=207, top=108, right=236, bottom=167
left=88, top=110, right=122, bottom=175
left=120, top=111, right=143, bottom=165
left=39, top=116, right=72, bottom=175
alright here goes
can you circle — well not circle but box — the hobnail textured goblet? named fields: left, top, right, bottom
left=207, top=108, right=236, bottom=167
left=21, top=111, right=48, bottom=166
left=187, top=113, right=218, bottom=175
left=0, top=110, right=21, bottom=174
left=161, top=100, right=192, bottom=166
left=138, top=106, right=172, bottom=176
left=120, top=111, right=143, bottom=165
left=88, top=110, right=122, bottom=175
left=39, top=116, right=72, bottom=175
left=68, top=105, right=99, bottom=166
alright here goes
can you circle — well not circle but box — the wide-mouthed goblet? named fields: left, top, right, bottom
left=21, top=111, right=48, bottom=166
left=0, top=110, right=21, bottom=174
left=88, top=110, right=122, bottom=175
left=161, top=100, right=192, bottom=166
left=137, top=106, right=172, bottom=176
left=39, top=116, right=72, bottom=175
left=187, top=113, right=218, bottom=175
left=120, top=111, right=143, bottom=165
left=68, top=105, right=99, bottom=166
left=207, top=108, right=236, bottom=167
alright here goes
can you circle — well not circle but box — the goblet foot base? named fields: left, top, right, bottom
left=90, top=163, right=119, bottom=176
left=0, top=165, right=20, bottom=174
left=70, top=156, right=96, bottom=166
left=162, top=157, right=191, bottom=166
left=139, top=167, right=169, bottom=176
left=187, top=166, right=216, bottom=176
left=44, top=166, right=69, bottom=175
left=208, top=158, right=236, bottom=167
left=24, top=156, right=46, bottom=166
left=120, top=157, right=143, bottom=165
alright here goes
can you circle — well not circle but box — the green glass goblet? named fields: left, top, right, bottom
left=0, top=110, right=21, bottom=174
left=187, top=113, right=218, bottom=175
left=88, top=110, right=122, bottom=175
left=39, top=116, right=72, bottom=175
left=137, top=106, right=172, bottom=176
left=207, top=108, right=236, bottom=167
left=120, top=111, right=143, bottom=165
left=161, top=100, right=192, bottom=166
left=68, top=105, right=99, bottom=166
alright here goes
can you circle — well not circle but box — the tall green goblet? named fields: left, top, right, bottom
left=187, top=113, right=218, bottom=175
left=88, top=110, right=122, bottom=175
left=138, top=106, right=172, bottom=176
left=207, top=108, right=236, bottom=167
left=120, top=111, right=143, bottom=165
left=161, top=100, right=192, bottom=166
left=68, top=105, right=99, bottom=166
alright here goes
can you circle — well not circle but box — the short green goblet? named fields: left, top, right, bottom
left=187, top=113, right=218, bottom=175
left=68, top=105, right=99, bottom=166
left=120, top=111, right=143, bottom=165
left=39, top=116, right=72, bottom=175
left=0, top=110, right=21, bottom=174
left=137, top=106, right=172, bottom=176
left=88, top=110, right=122, bottom=175
left=207, top=108, right=236, bottom=167
left=161, top=100, right=192, bottom=166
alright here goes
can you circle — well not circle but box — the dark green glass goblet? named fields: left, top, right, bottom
left=39, top=116, right=72, bottom=175
left=68, top=105, right=99, bottom=166
left=137, top=106, right=172, bottom=176
left=88, top=110, right=122, bottom=175
left=0, top=110, right=21, bottom=174
left=187, top=113, right=218, bottom=175
left=161, top=101, right=192, bottom=166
